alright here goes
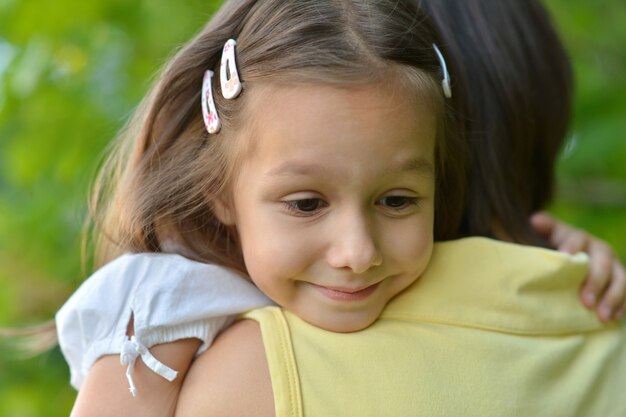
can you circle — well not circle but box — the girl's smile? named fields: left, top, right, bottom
left=215, top=78, right=439, bottom=332
left=308, top=281, right=381, bottom=302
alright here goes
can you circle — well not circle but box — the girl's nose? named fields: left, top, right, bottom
left=326, top=212, right=383, bottom=274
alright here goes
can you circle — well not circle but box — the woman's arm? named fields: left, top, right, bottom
left=175, top=320, right=274, bottom=417
left=70, top=338, right=201, bottom=417
left=531, top=211, right=626, bottom=322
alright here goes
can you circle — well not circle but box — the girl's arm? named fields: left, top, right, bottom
left=57, top=253, right=272, bottom=416
left=70, top=338, right=200, bottom=417
left=174, top=320, right=274, bottom=417
left=531, top=211, right=626, bottom=322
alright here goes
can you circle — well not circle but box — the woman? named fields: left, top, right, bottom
left=175, top=1, right=626, bottom=416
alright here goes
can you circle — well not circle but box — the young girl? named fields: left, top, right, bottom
left=58, top=0, right=626, bottom=415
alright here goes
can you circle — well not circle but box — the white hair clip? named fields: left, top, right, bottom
left=432, top=43, right=452, bottom=99
left=201, top=70, right=221, bottom=134
left=220, top=39, right=242, bottom=100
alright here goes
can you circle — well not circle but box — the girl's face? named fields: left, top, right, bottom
left=219, top=80, right=437, bottom=332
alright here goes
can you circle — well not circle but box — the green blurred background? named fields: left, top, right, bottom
left=0, top=0, right=624, bottom=415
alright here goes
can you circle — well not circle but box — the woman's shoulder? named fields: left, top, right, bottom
left=176, top=320, right=275, bottom=417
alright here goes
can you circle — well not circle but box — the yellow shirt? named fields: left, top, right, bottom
left=244, top=237, right=626, bottom=417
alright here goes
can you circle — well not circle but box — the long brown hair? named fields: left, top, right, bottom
left=87, top=0, right=469, bottom=271
left=420, top=0, right=574, bottom=245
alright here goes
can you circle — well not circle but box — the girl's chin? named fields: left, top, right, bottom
left=299, top=310, right=380, bottom=333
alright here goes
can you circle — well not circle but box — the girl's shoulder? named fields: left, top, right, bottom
left=57, top=252, right=270, bottom=340
left=56, top=252, right=271, bottom=389
left=70, top=252, right=250, bottom=297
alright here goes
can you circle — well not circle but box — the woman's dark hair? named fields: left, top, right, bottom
left=421, top=0, right=574, bottom=244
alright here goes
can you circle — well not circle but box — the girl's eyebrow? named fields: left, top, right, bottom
left=399, top=157, right=435, bottom=178
left=265, top=157, right=434, bottom=178
left=266, top=161, right=330, bottom=178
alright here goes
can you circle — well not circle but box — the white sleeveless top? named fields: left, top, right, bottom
left=55, top=253, right=272, bottom=393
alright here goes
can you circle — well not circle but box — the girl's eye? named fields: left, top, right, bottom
left=283, top=198, right=327, bottom=216
left=377, top=196, right=418, bottom=210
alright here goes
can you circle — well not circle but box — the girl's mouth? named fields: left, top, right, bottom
left=311, top=282, right=381, bottom=302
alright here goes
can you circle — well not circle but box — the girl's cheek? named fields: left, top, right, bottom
left=243, top=225, right=315, bottom=277
left=388, top=217, right=434, bottom=271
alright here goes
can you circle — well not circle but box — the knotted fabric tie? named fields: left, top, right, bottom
left=120, top=335, right=178, bottom=396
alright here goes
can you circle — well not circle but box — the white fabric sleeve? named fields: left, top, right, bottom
left=55, top=253, right=272, bottom=390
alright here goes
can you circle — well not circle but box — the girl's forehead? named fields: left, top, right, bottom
left=245, top=78, right=438, bottom=131
left=239, top=81, right=438, bottom=176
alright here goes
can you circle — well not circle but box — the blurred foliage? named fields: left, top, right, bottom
left=0, top=0, right=624, bottom=414
left=544, top=0, right=626, bottom=259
